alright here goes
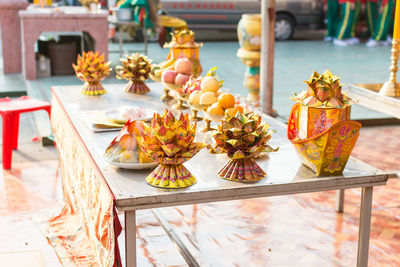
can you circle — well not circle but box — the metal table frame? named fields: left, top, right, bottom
left=52, top=83, right=388, bottom=267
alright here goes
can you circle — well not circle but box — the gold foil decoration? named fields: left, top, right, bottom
left=288, top=70, right=361, bottom=176
left=73, top=51, right=111, bottom=96
left=133, top=110, right=205, bottom=188
left=116, top=53, right=152, bottom=95
left=210, top=112, right=278, bottom=182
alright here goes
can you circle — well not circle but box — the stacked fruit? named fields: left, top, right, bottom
left=183, top=76, right=202, bottom=98
left=151, top=58, right=174, bottom=82
left=151, top=29, right=202, bottom=83
left=187, top=68, right=243, bottom=120
left=208, top=93, right=244, bottom=118
left=161, top=58, right=193, bottom=92
left=187, top=68, right=221, bottom=111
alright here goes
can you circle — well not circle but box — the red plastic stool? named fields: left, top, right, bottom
left=0, top=96, right=51, bottom=170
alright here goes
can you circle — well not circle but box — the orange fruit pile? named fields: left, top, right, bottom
left=206, top=92, right=243, bottom=117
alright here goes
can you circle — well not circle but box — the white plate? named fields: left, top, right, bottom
left=105, top=106, right=155, bottom=124
left=105, top=158, right=158, bottom=169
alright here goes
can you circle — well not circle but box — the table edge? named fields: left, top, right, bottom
left=115, top=174, right=388, bottom=210
left=19, top=11, right=108, bottom=18
left=344, top=84, right=400, bottom=119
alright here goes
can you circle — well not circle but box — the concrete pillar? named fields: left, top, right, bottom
left=260, top=0, right=275, bottom=116
left=0, top=0, right=28, bottom=74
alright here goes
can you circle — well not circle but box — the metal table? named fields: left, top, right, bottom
left=344, top=84, right=400, bottom=119
left=108, top=16, right=148, bottom=57
left=51, top=83, right=388, bottom=267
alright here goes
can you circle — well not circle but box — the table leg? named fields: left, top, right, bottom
left=119, top=26, right=123, bottom=58
left=21, top=27, right=37, bottom=80
left=125, top=210, right=137, bottom=267
left=2, top=114, right=14, bottom=169
left=143, top=24, right=148, bottom=55
left=357, top=186, right=373, bottom=267
left=80, top=32, right=84, bottom=54
left=336, top=189, right=345, bottom=213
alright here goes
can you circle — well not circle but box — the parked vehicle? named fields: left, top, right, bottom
left=159, top=0, right=324, bottom=40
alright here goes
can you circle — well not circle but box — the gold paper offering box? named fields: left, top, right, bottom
left=288, top=70, right=360, bottom=176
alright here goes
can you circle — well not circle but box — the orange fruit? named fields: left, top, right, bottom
left=225, top=107, right=237, bottom=117
left=225, top=105, right=244, bottom=117
left=235, top=105, right=244, bottom=113
left=207, top=103, right=224, bottom=116
left=218, top=93, right=235, bottom=109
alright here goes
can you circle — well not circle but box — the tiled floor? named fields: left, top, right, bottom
left=352, top=125, right=400, bottom=172
left=0, top=160, right=62, bottom=267
left=0, top=125, right=399, bottom=266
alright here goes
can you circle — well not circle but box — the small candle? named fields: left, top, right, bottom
left=394, top=0, right=400, bottom=39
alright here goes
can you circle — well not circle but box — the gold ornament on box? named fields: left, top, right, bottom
left=133, top=110, right=205, bottom=189
left=288, top=70, right=361, bottom=176
left=73, top=51, right=111, bottom=96
left=210, top=112, right=278, bottom=182
left=116, top=53, right=152, bottom=95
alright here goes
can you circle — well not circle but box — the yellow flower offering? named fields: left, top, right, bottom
left=133, top=110, right=205, bottom=188
left=73, top=51, right=111, bottom=96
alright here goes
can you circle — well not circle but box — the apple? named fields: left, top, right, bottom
left=161, top=70, right=177, bottom=84
left=175, top=73, right=191, bottom=85
left=175, top=58, right=193, bottom=75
